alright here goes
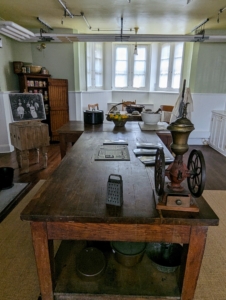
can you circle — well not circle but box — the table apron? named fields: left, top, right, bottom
left=46, top=222, right=191, bottom=244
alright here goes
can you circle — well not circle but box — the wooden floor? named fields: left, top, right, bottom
left=0, top=143, right=225, bottom=192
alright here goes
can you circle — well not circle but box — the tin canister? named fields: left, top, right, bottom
left=13, top=61, right=23, bottom=73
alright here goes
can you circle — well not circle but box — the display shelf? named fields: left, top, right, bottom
left=54, top=240, right=181, bottom=300
left=17, top=74, right=69, bottom=141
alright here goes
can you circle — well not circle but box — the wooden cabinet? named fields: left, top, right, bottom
left=156, top=131, right=172, bottom=152
left=18, top=74, right=69, bottom=142
left=209, top=110, right=226, bottom=156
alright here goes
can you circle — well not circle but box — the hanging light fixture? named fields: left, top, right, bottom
left=0, top=21, right=35, bottom=41
left=217, top=7, right=226, bottom=23
left=134, top=27, right=139, bottom=55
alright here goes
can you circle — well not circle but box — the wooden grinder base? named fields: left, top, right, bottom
left=155, top=186, right=199, bottom=212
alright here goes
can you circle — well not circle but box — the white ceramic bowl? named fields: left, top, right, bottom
left=141, top=112, right=161, bottom=125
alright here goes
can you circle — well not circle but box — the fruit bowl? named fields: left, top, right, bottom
left=106, top=114, right=128, bottom=127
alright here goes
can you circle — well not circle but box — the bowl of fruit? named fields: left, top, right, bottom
left=107, top=112, right=129, bottom=127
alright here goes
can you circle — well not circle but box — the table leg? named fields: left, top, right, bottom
left=36, top=148, right=40, bottom=164
left=41, top=146, right=48, bottom=169
left=59, top=133, right=67, bottom=159
left=31, top=222, right=54, bottom=300
left=15, top=148, right=22, bottom=168
left=20, top=150, right=29, bottom=173
left=180, top=226, right=208, bottom=300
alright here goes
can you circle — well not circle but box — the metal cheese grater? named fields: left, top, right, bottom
left=106, top=174, right=123, bottom=206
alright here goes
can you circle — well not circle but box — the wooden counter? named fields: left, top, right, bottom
left=21, top=123, right=219, bottom=300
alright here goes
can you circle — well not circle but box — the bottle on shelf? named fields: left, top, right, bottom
left=44, top=91, right=48, bottom=101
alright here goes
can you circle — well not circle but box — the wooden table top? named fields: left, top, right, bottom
left=21, top=123, right=218, bottom=226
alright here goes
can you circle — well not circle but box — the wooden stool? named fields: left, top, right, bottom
left=122, top=100, right=136, bottom=110
left=88, top=103, right=99, bottom=110
left=9, top=121, right=49, bottom=173
left=160, top=105, right=174, bottom=123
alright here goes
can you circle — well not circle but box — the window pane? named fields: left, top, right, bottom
left=95, top=58, right=102, bottom=73
left=115, top=75, right=127, bottom=87
left=171, top=43, right=184, bottom=89
left=159, top=75, right=168, bottom=88
left=172, top=75, right=180, bottom=89
left=86, top=42, right=103, bottom=89
left=115, top=61, right=128, bottom=74
left=133, top=47, right=147, bottom=88
left=95, top=43, right=103, bottom=59
left=134, top=47, right=146, bottom=60
left=133, top=75, right=145, bottom=88
left=115, top=46, right=128, bottom=87
left=160, top=59, right=169, bottom=74
left=87, top=73, right=92, bottom=87
left=134, top=61, right=146, bottom=74
left=174, top=43, right=183, bottom=58
left=95, top=74, right=102, bottom=87
left=116, top=47, right=128, bottom=60
left=161, top=44, right=170, bottom=59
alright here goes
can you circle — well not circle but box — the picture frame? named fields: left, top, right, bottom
left=9, top=93, right=46, bottom=121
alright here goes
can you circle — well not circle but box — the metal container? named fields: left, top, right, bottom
left=0, top=167, right=14, bottom=190
left=13, top=61, right=23, bottom=73
left=111, top=241, right=147, bottom=267
left=83, top=110, right=103, bottom=125
left=76, top=247, right=106, bottom=281
left=126, top=104, right=144, bottom=114
left=146, top=242, right=183, bottom=273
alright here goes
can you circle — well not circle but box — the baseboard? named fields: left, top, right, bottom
left=0, top=144, right=14, bottom=153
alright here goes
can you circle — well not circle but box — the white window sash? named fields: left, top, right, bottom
left=113, top=44, right=149, bottom=91
left=86, top=42, right=103, bottom=90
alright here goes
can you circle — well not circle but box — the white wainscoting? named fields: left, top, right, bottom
left=1, top=91, right=226, bottom=153
left=68, top=91, right=226, bottom=146
left=0, top=92, right=14, bottom=153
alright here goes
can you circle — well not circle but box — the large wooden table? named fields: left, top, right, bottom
left=21, top=122, right=219, bottom=300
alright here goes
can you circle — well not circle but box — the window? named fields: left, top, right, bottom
left=156, top=42, right=184, bottom=91
left=113, top=44, right=149, bottom=90
left=86, top=42, right=103, bottom=89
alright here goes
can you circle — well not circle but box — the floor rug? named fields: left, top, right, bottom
left=0, top=182, right=29, bottom=222
left=0, top=187, right=225, bottom=300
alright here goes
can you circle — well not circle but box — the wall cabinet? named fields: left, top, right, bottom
left=209, top=110, right=226, bottom=156
left=18, top=74, right=69, bottom=141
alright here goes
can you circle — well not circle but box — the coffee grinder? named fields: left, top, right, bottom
left=154, top=104, right=206, bottom=212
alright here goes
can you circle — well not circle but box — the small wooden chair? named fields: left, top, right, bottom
left=160, top=105, right=174, bottom=123
left=88, top=103, right=99, bottom=110
left=122, top=100, right=136, bottom=111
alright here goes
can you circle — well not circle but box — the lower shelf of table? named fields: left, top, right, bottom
left=54, top=240, right=181, bottom=300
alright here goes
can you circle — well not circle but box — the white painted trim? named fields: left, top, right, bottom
left=0, top=91, right=14, bottom=153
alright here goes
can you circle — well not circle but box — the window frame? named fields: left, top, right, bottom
left=112, top=43, right=150, bottom=91
left=155, top=42, right=184, bottom=92
left=86, top=42, right=104, bottom=90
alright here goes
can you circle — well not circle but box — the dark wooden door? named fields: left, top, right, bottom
left=48, top=78, right=69, bottom=141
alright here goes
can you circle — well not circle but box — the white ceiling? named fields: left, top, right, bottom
left=1, top=0, right=226, bottom=42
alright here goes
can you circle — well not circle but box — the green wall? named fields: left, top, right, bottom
left=190, top=42, right=226, bottom=93
left=31, top=42, right=75, bottom=91
left=0, top=35, right=32, bottom=91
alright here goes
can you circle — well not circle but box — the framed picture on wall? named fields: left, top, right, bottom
left=9, top=93, right=46, bottom=121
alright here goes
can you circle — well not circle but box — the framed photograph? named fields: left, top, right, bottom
left=9, top=93, right=46, bottom=121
